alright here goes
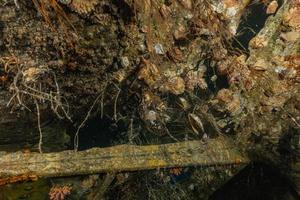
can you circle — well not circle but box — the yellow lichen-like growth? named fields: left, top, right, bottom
left=69, top=0, right=99, bottom=14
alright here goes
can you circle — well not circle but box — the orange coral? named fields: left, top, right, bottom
left=49, top=185, right=72, bottom=200
left=169, top=167, right=183, bottom=176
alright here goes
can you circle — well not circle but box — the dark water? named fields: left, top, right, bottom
left=76, top=115, right=127, bottom=150
left=210, top=163, right=299, bottom=200
left=232, top=2, right=269, bottom=52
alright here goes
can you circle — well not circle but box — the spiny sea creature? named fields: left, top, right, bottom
left=58, top=0, right=99, bottom=14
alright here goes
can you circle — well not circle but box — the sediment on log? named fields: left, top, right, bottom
left=0, top=136, right=248, bottom=179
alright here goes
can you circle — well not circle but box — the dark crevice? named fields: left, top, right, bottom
left=0, top=21, right=6, bottom=53
left=204, top=58, right=229, bottom=92
left=70, top=116, right=127, bottom=151
left=112, top=0, right=135, bottom=24
left=210, top=162, right=299, bottom=200
left=232, top=2, right=271, bottom=53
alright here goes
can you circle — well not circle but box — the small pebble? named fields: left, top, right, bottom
left=274, top=66, right=286, bottom=74
left=188, top=184, right=195, bottom=190
left=211, top=75, right=218, bottom=82
left=120, top=56, right=130, bottom=67
left=154, top=43, right=165, bottom=55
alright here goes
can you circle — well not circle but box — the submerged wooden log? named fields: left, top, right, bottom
left=0, top=136, right=248, bottom=180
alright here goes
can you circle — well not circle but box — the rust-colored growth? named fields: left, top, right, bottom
left=0, top=174, right=38, bottom=186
